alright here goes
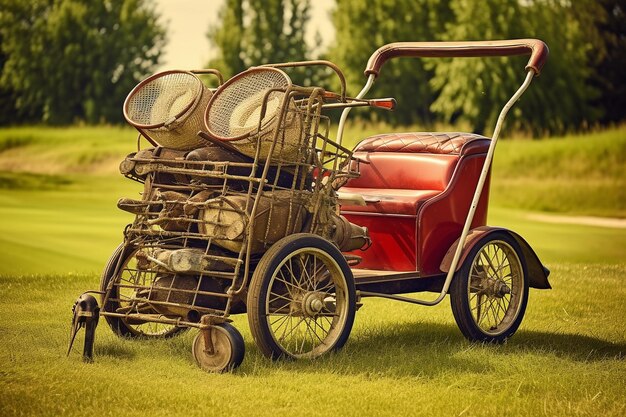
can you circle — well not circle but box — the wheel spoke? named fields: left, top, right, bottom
left=299, top=255, right=315, bottom=290
left=304, top=318, right=325, bottom=345
left=480, top=250, right=499, bottom=279
left=269, top=291, right=293, bottom=304
left=279, top=316, right=306, bottom=343
left=488, top=298, right=500, bottom=328
left=274, top=271, right=299, bottom=295
left=474, top=293, right=483, bottom=323
left=284, top=258, right=302, bottom=289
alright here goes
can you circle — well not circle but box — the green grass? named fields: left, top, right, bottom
left=0, top=125, right=134, bottom=174
left=490, top=128, right=626, bottom=218
left=1, top=265, right=624, bottom=416
left=0, top=125, right=625, bottom=416
left=0, top=175, right=138, bottom=275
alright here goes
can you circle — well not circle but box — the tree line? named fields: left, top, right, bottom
left=0, top=0, right=623, bottom=135
left=0, top=0, right=165, bottom=125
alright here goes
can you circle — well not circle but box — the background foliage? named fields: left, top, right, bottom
left=0, top=0, right=165, bottom=124
left=207, top=0, right=312, bottom=84
left=329, top=0, right=623, bottom=135
left=0, top=0, right=624, bottom=134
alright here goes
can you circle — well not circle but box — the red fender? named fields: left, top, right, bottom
left=439, top=226, right=551, bottom=289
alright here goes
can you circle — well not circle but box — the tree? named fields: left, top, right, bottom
left=207, top=0, right=246, bottom=80
left=207, top=0, right=311, bottom=82
left=0, top=34, right=28, bottom=125
left=591, top=0, right=626, bottom=124
left=331, top=0, right=620, bottom=135
left=429, top=0, right=606, bottom=135
left=0, top=0, right=166, bottom=124
left=329, top=0, right=454, bottom=126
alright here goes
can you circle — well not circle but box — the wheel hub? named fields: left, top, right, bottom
left=302, top=292, right=325, bottom=317
left=474, top=276, right=511, bottom=299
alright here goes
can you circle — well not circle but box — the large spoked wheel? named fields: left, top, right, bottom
left=192, top=323, right=245, bottom=373
left=100, top=243, right=186, bottom=338
left=450, top=232, right=529, bottom=343
left=247, top=234, right=357, bottom=360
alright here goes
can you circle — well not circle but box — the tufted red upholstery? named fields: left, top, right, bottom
left=340, top=132, right=491, bottom=272
left=354, top=132, right=490, bottom=156
left=339, top=187, right=441, bottom=215
left=346, top=153, right=457, bottom=192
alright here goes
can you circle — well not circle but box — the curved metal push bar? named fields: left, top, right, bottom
left=337, top=39, right=548, bottom=147
left=365, top=39, right=549, bottom=77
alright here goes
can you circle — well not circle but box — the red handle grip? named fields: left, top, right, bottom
left=365, top=39, right=549, bottom=77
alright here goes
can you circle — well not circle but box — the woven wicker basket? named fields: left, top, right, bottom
left=124, top=70, right=211, bottom=150
left=204, top=67, right=303, bottom=162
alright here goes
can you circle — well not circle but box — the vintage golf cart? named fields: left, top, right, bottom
left=69, top=39, right=551, bottom=372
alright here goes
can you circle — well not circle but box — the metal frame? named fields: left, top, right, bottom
left=102, top=75, right=360, bottom=330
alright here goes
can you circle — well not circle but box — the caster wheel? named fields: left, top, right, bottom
left=192, top=323, right=245, bottom=373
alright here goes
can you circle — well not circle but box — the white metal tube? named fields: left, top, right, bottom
left=336, top=74, right=376, bottom=146
left=430, top=69, right=536, bottom=305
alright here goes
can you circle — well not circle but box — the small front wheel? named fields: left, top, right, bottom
left=192, top=323, right=245, bottom=373
left=450, top=232, right=529, bottom=343
left=247, top=234, right=357, bottom=360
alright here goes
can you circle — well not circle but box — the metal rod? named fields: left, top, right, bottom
left=358, top=291, right=441, bottom=306
left=261, top=60, right=348, bottom=102
left=100, top=312, right=214, bottom=330
left=336, top=74, right=375, bottom=146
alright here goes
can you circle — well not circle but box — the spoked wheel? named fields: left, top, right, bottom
left=192, top=323, right=245, bottom=373
left=450, top=232, right=529, bottom=343
left=247, top=234, right=357, bottom=360
left=100, top=243, right=186, bottom=338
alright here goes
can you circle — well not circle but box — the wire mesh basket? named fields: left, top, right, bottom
left=204, top=67, right=302, bottom=162
left=124, top=70, right=212, bottom=150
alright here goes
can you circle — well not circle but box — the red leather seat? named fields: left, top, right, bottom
left=352, top=132, right=490, bottom=156
left=341, top=132, right=489, bottom=216
left=340, top=132, right=491, bottom=272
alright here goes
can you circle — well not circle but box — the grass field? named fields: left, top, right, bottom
left=0, top=126, right=625, bottom=416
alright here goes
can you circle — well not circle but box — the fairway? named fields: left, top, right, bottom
left=0, top=127, right=625, bottom=416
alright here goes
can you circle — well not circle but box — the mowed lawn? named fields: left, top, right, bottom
left=0, top=126, right=625, bottom=416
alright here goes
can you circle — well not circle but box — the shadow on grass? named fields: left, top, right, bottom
left=95, top=342, right=137, bottom=360
left=76, top=316, right=625, bottom=378
left=240, top=321, right=626, bottom=378
left=513, top=329, right=626, bottom=361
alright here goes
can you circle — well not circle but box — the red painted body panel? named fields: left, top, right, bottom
left=340, top=188, right=440, bottom=215
left=417, top=154, right=490, bottom=275
left=342, top=213, right=417, bottom=271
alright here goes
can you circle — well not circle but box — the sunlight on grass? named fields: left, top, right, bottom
left=0, top=264, right=624, bottom=417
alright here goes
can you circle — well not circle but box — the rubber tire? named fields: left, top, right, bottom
left=100, top=243, right=186, bottom=338
left=449, top=231, right=529, bottom=343
left=247, top=233, right=357, bottom=360
left=192, top=323, right=245, bottom=373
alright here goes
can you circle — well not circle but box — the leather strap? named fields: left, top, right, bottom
left=365, top=39, right=549, bottom=77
